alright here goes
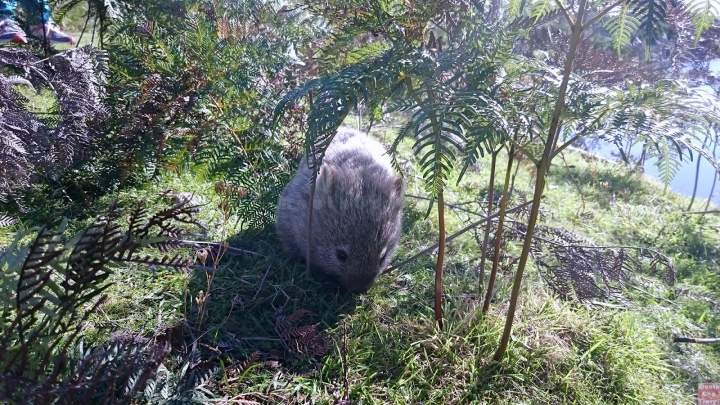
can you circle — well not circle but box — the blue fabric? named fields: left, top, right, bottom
left=0, top=0, right=53, bottom=24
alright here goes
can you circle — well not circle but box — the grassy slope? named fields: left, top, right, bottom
left=2, top=121, right=719, bottom=404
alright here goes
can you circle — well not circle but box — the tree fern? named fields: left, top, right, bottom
left=604, top=4, right=642, bottom=54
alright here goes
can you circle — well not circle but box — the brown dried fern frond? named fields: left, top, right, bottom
left=507, top=223, right=675, bottom=305
left=274, top=309, right=330, bottom=359
left=0, top=47, right=108, bottom=209
left=0, top=200, right=201, bottom=404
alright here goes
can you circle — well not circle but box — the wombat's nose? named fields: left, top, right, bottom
left=349, top=285, right=370, bottom=294
left=346, top=278, right=375, bottom=294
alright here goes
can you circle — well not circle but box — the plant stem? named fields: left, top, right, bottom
left=483, top=145, right=514, bottom=314
left=705, top=130, right=718, bottom=211
left=493, top=0, right=588, bottom=362
left=688, top=133, right=710, bottom=211
left=478, top=149, right=499, bottom=296
left=435, top=191, right=446, bottom=329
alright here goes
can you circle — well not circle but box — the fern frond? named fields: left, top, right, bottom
left=685, top=0, right=720, bottom=43
left=628, top=0, right=672, bottom=46
left=531, top=0, right=557, bottom=21
left=648, top=134, right=684, bottom=188
left=604, top=4, right=642, bottom=54
left=0, top=202, right=198, bottom=403
left=0, top=214, right=16, bottom=227
left=508, top=0, right=528, bottom=18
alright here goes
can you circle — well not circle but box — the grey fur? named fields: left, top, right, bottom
left=276, top=126, right=405, bottom=293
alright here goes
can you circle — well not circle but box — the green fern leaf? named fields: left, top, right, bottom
left=508, top=0, right=528, bottom=18
left=686, top=0, right=720, bottom=44
left=604, top=4, right=641, bottom=54
left=628, top=0, right=671, bottom=48
left=531, top=0, right=557, bottom=21
left=649, top=137, right=683, bottom=188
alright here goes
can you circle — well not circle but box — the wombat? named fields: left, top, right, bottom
left=276, top=126, right=405, bottom=293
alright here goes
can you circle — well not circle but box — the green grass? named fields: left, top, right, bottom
left=2, top=120, right=720, bottom=403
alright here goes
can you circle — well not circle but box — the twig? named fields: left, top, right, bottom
left=673, top=337, right=720, bottom=344
left=511, top=334, right=534, bottom=352
left=252, top=265, right=272, bottom=301
left=406, top=194, right=483, bottom=216
left=685, top=210, right=720, bottom=215
left=177, top=240, right=264, bottom=257
left=191, top=264, right=225, bottom=272
left=553, top=0, right=574, bottom=25
left=384, top=200, right=536, bottom=273
left=627, top=284, right=679, bottom=308
left=236, top=337, right=283, bottom=341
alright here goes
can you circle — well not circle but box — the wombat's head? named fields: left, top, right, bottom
left=309, top=164, right=405, bottom=293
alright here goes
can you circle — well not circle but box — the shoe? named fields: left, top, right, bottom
left=31, top=22, right=76, bottom=45
left=0, top=19, right=28, bottom=44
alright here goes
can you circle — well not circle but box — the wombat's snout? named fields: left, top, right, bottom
left=341, top=273, right=377, bottom=294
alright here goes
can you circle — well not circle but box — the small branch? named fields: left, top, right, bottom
left=551, top=111, right=608, bottom=160
left=483, top=146, right=515, bottom=314
left=177, top=240, right=264, bottom=257
left=252, top=265, right=272, bottom=301
left=627, top=284, right=679, bottom=308
left=504, top=219, right=670, bottom=258
left=479, top=150, right=500, bottom=296
left=553, top=0, right=575, bottom=25
left=190, top=264, right=225, bottom=272
left=384, top=200, right=536, bottom=273
left=673, top=337, right=720, bottom=344
left=407, top=194, right=483, bottom=216
left=582, top=0, right=626, bottom=30
left=508, top=137, right=540, bottom=166
left=551, top=133, right=583, bottom=159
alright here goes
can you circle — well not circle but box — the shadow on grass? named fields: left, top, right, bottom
left=184, top=224, right=359, bottom=364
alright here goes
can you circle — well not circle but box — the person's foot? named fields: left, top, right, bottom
left=0, top=19, right=28, bottom=44
left=30, top=22, right=77, bottom=45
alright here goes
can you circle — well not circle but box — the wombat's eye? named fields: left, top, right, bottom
left=336, top=249, right=348, bottom=262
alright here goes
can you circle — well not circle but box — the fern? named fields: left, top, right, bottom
left=508, top=0, right=528, bottom=18
left=686, top=0, right=720, bottom=43
left=650, top=136, right=684, bottom=188
left=592, top=80, right=720, bottom=186
left=0, top=201, right=200, bottom=403
left=0, top=47, right=108, bottom=211
left=628, top=0, right=672, bottom=46
left=531, top=0, right=557, bottom=21
left=604, top=4, right=642, bottom=54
